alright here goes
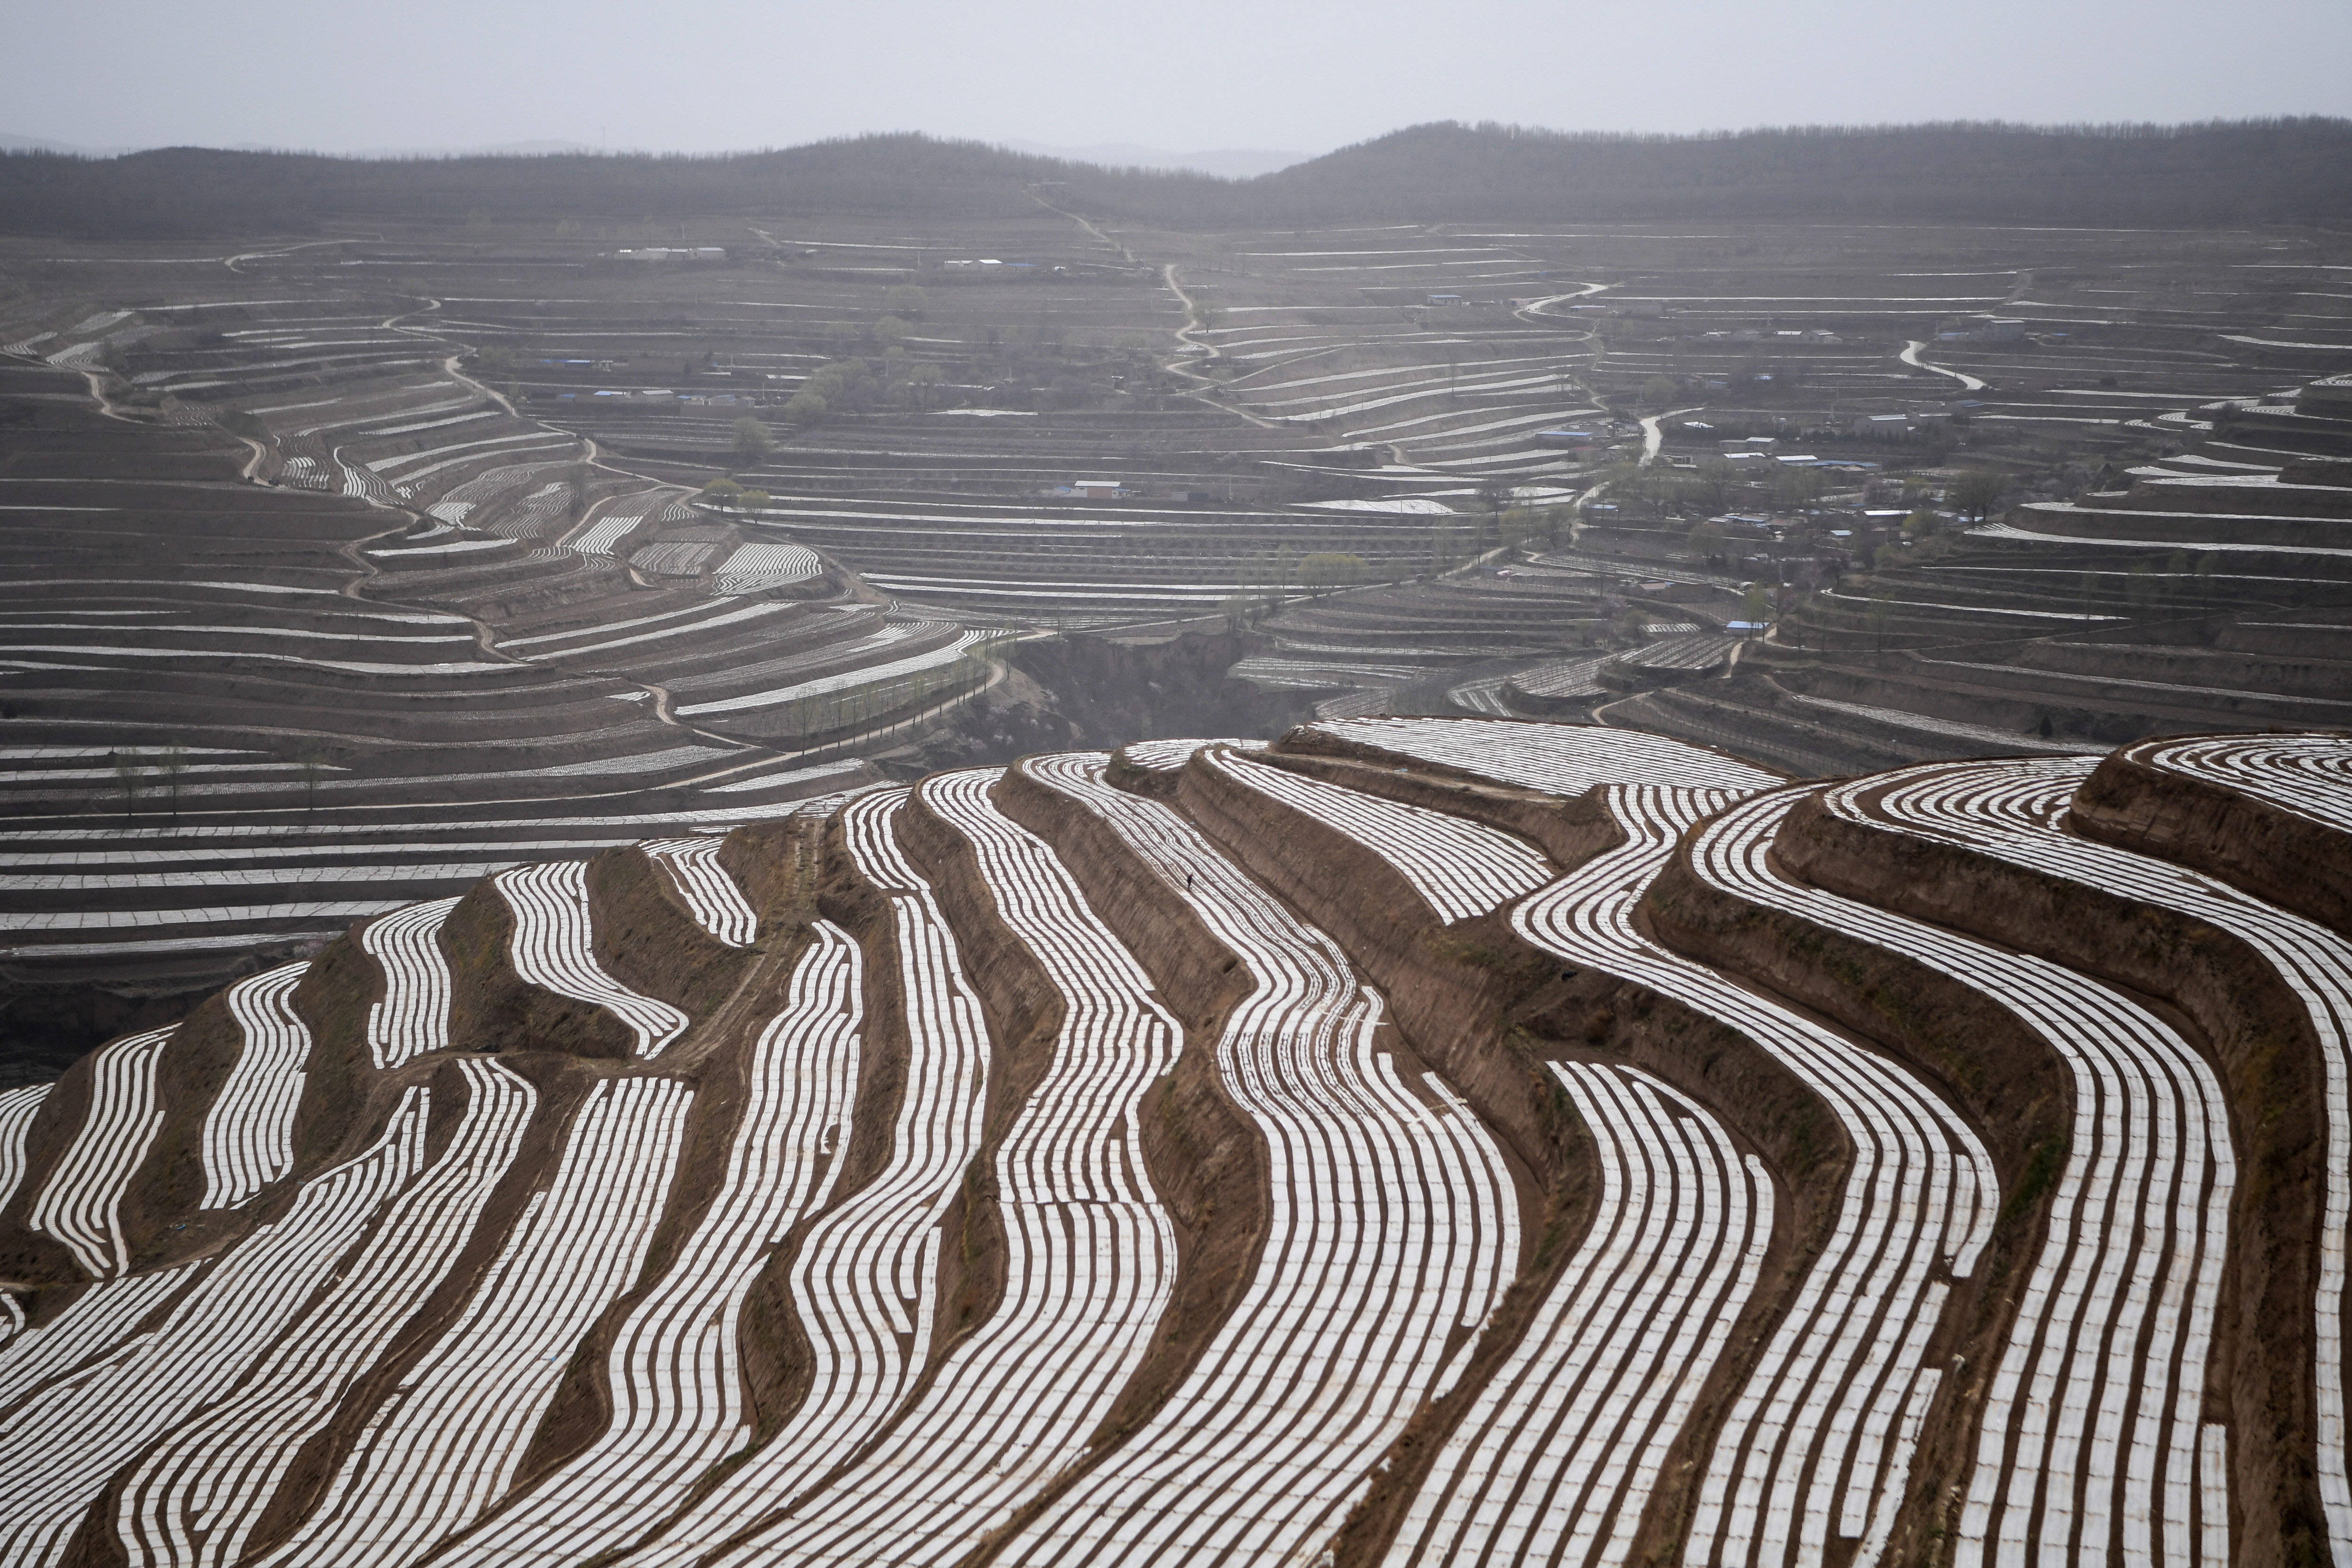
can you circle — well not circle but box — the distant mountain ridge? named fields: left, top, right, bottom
left=2, top=119, right=2347, bottom=237
left=1, top=133, right=603, bottom=158
left=999, top=141, right=1315, bottom=178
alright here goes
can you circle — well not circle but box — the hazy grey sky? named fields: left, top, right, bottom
left=9, top=0, right=2350, bottom=158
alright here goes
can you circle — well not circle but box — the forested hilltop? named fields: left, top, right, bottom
left=3, top=118, right=2348, bottom=237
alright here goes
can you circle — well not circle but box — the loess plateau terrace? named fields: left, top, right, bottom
left=1, top=719, right=2352, bottom=1566
left=6, top=129, right=2352, bottom=1565
left=5, top=198, right=2352, bottom=1068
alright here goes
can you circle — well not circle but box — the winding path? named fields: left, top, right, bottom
left=1899, top=340, right=1989, bottom=391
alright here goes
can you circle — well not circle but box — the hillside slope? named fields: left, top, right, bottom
left=2, top=719, right=2347, bottom=1565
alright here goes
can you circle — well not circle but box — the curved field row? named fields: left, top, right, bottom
left=2137, top=733, right=2352, bottom=833
left=1837, top=755, right=2352, bottom=1552
left=705, top=766, right=1182, bottom=1564
left=250, top=1075, right=691, bottom=1568
left=1206, top=746, right=1552, bottom=923
left=1312, top=715, right=1781, bottom=794
left=1695, top=792, right=2235, bottom=1566
left=993, top=752, right=1516, bottom=1568
left=199, top=961, right=312, bottom=1209
left=613, top=790, right=991, bottom=1566
left=1120, top=736, right=1265, bottom=772
left=0, top=1085, right=436, bottom=1568
left=639, top=837, right=759, bottom=947
left=113, top=1060, right=536, bottom=1568
left=437, top=924, right=864, bottom=1567
left=361, top=895, right=460, bottom=1069
left=28, top=1024, right=177, bottom=1277
left=16, top=713, right=2352, bottom=1558
left=1390, top=1059, right=1771, bottom=1568
left=495, top=861, right=690, bottom=1056
left=0, top=1260, right=200, bottom=1417
left=0, top=1083, right=50, bottom=1214
left=1522, top=784, right=1993, bottom=1567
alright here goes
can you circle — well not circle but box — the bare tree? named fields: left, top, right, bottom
left=111, top=750, right=145, bottom=822
left=299, top=750, right=327, bottom=814
left=158, top=747, right=187, bottom=821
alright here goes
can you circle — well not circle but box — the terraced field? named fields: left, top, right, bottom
left=0, top=242, right=1017, bottom=1038
left=2, top=716, right=2348, bottom=1564
left=5, top=214, right=2349, bottom=1070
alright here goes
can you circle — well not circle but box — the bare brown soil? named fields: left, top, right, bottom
left=439, top=878, right=637, bottom=1060
left=285, top=928, right=387, bottom=1170
left=1171, top=751, right=1850, bottom=1565
left=718, top=816, right=823, bottom=925
left=1787, top=791, right=2332, bottom=1564
left=1645, top=798, right=2076, bottom=1566
left=2074, top=747, right=2352, bottom=938
left=586, top=844, right=754, bottom=1019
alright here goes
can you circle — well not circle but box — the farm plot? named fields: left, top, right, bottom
left=435, top=925, right=863, bottom=1567
left=27, top=1023, right=176, bottom=1277
left=1308, top=714, right=1781, bottom=794
left=1204, top=746, right=1551, bottom=922
left=106, top=1060, right=537, bottom=1568
left=2136, top=732, right=2352, bottom=834
left=246, top=1075, right=691, bottom=1568
left=1390, top=1060, right=1771, bottom=1568
left=198, top=961, right=311, bottom=1208
left=990, top=751, right=1515, bottom=1568
left=493, top=861, right=691, bottom=1056
left=694, top=767, right=1181, bottom=1565
left=611, top=790, right=991, bottom=1566
left=1520, top=785, right=1994, bottom=1568
left=1692, top=790, right=2235, bottom=1565
left=710, top=540, right=822, bottom=594
left=1833, top=755, right=2352, bottom=1548
left=638, top=837, right=759, bottom=946
left=361, top=895, right=460, bottom=1068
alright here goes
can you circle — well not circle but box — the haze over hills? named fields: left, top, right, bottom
left=4, top=119, right=2351, bottom=238
left=0, top=134, right=606, bottom=158
left=999, top=140, right=1317, bottom=178
left=1, top=132, right=1308, bottom=176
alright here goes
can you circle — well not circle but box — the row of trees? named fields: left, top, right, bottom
left=701, top=475, right=772, bottom=508
left=783, top=355, right=948, bottom=425
left=767, top=636, right=1013, bottom=748
left=109, top=748, right=334, bottom=819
